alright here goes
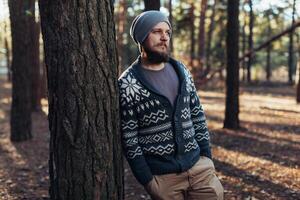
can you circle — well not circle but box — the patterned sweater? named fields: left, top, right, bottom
left=118, top=56, right=211, bottom=186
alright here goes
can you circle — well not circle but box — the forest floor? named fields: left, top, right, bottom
left=0, top=75, right=299, bottom=200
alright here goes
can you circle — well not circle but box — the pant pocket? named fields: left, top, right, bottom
left=209, top=174, right=224, bottom=200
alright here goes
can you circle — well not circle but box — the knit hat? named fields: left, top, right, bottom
left=130, top=11, right=171, bottom=45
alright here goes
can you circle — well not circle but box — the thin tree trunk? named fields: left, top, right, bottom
left=31, top=21, right=42, bottom=111
left=288, top=0, right=296, bottom=85
left=190, top=3, right=195, bottom=69
left=168, top=0, right=173, bottom=54
left=224, top=0, right=240, bottom=129
left=116, top=0, right=126, bottom=73
left=39, top=0, right=123, bottom=199
left=241, top=2, right=247, bottom=82
left=247, top=0, right=254, bottom=83
left=4, top=23, right=11, bottom=82
left=9, top=0, right=34, bottom=141
left=206, top=0, right=216, bottom=74
left=296, top=31, right=300, bottom=103
left=198, top=0, right=208, bottom=71
left=266, top=13, right=272, bottom=81
left=144, top=0, right=160, bottom=11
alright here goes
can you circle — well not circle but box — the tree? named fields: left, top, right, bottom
left=206, top=0, right=216, bottom=74
left=30, top=19, right=42, bottom=111
left=266, top=11, right=272, bottom=81
left=288, top=0, right=296, bottom=85
left=247, top=0, right=254, bottom=83
left=4, top=23, right=11, bottom=82
left=190, top=3, right=195, bottom=69
left=39, top=0, right=123, bottom=199
left=144, top=0, right=160, bottom=11
left=198, top=0, right=208, bottom=71
left=224, top=0, right=240, bottom=129
left=8, top=0, right=34, bottom=141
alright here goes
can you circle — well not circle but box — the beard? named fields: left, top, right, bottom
left=142, top=43, right=170, bottom=64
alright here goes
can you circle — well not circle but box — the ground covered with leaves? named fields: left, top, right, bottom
left=0, top=75, right=299, bottom=200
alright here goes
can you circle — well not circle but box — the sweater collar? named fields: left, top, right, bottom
left=131, top=56, right=186, bottom=95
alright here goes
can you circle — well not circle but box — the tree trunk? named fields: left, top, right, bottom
left=4, top=23, right=11, bottom=82
left=247, top=0, right=254, bottom=83
left=288, top=0, right=296, bottom=85
left=31, top=21, right=42, bottom=111
left=296, top=31, right=300, bottom=103
left=224, top=0, right=240, bottom=129
left=116, top=0, right=127, bottom=73
left=8, top=0, right=34, bottom=141
left=190, top=3, right=195, bottom=69
left=241, top=2, right=247, bottom=82
left=198, top=0, right=208, bottom=71
left=206, top=0, right=216, bottom=74
left=266, top=13, right=272, bottom=81
left=39, top=0, right=123, bottom=199
left=144, top=0, right=160, bottom=11
left=168, top=0, right=173, bottom=54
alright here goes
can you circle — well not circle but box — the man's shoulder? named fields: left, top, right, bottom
left=118, top=66, right=135, bottom=82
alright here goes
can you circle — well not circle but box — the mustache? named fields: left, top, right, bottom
left=155, top=43, right=168, bottom=48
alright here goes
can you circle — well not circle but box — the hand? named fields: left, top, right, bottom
left=144, top=177, right=163, bottom=200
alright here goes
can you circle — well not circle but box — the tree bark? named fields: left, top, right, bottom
left=31, top=21, right=42, bottom=111
left=288, top=0, right=296, bottom=85
left=39, top=0, right=123, bottom=199
left=206, top=0, right=216, bottom=74
left=144, top=0, right=160, bottom=11
left=8, top=0, right=34, bottom=141
left=198, top=0, right=208, bottom=71
left=190, top=3, right=195, bottom=69
left=247, top=0, right=254, bottom=83
left=168, top=0, right=173, bottom=54
left=4, top=23, right=11, bottom=82
left=116, top=0, right=127, bottom=73
left=224, top=0, right=240, bottom=129
left=266, top=13, right=272, bottom=81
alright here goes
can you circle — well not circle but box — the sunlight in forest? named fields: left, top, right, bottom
left=0, top=97, right=11, bottom=104
left=0, top=138, right=27, bottom=167
left=213, top=146, right=300, bottom=190
left=41, top=98, right=48, bottom=115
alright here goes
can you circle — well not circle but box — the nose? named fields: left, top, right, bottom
left=161, top=32, right=169, bottom=41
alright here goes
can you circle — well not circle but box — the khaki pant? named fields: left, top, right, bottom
left=145, top=156, right=224, bottom=200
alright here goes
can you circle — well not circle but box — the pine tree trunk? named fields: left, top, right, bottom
left=39, top=0, right=123, bottom=199
left=224, top=0, right=240, bottom=129
left=168, top=0, right=173, bottom=54
left=144, top=0, right=160, bottom=11
left=288, top=0, right=296, bottom=85
left=198, top=0, right=207, bottom=71
left=9, top=0, right=34, bottom=141
left=266, top=14, right=272, bottom=81
left=31, top=21, right=42, bottom=111
left=116, top=0, right=127, bottom=73
left=4, top=23, right=11, bottom=82
left=247, top=0, right=253, bottom=83
left=190, top=3, right=195, bottom=69
left=206, top=0, right=216, bottom=74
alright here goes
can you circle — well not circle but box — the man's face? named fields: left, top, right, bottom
left=142, top=22, right=171, bottom=63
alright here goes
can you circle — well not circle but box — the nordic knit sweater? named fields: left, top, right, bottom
left=118, top=56, right=211, bottom=186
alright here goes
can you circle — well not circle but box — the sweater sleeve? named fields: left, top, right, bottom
left=188, top=74, right=212, bottom=159
left=119, top=88, right=153, bottom=186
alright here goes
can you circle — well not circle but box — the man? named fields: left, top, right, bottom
left=118, top=10, right=223, bottom=200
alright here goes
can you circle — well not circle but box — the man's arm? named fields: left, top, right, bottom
left=119, top=93, right=153, bottom=186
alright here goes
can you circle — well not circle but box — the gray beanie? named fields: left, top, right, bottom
left=130, top=11, right=171, bottom=44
